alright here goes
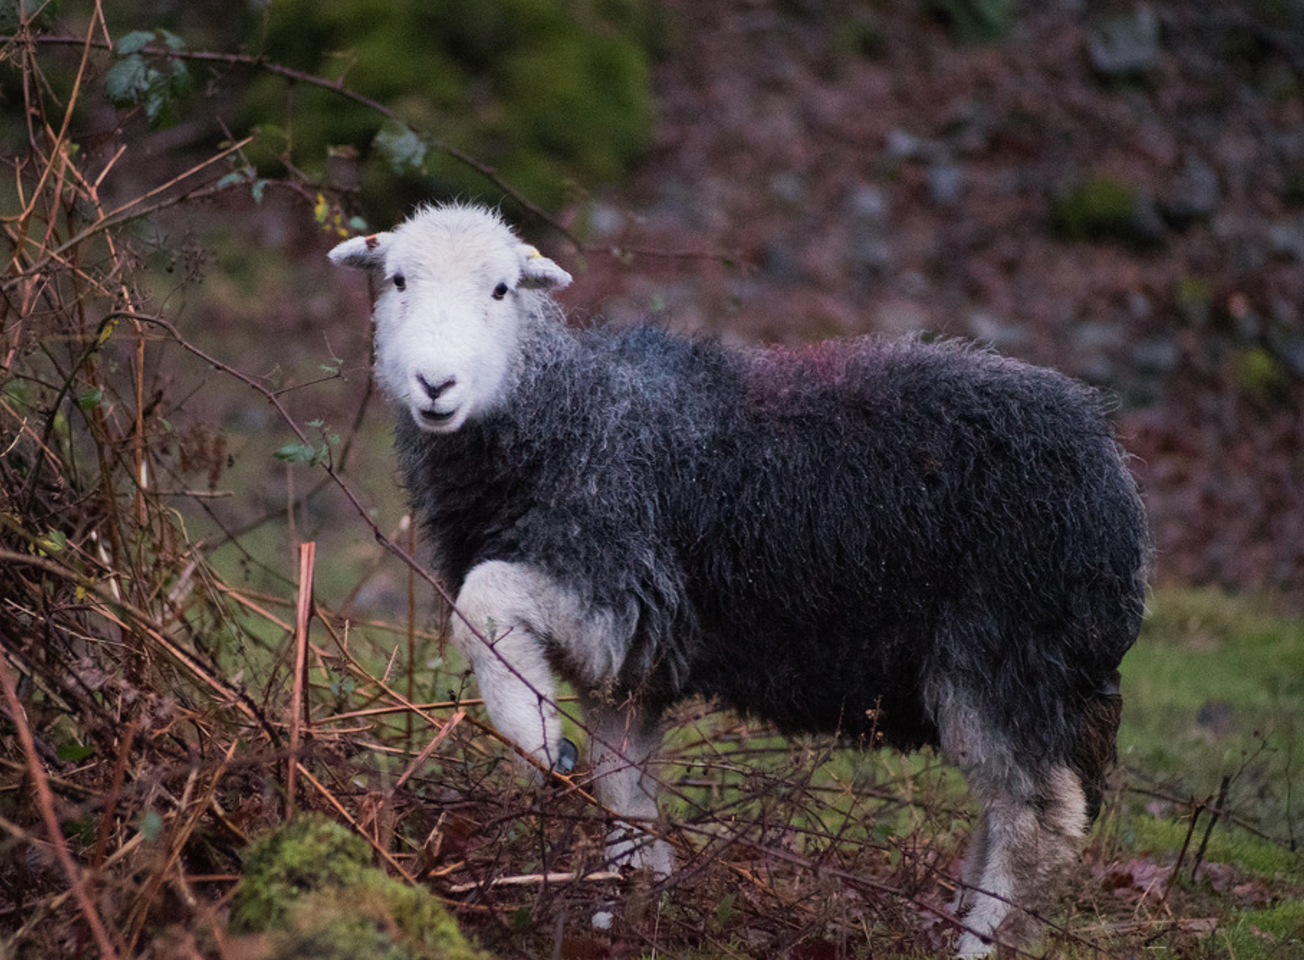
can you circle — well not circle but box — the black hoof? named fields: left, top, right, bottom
left=555, top=737, right=578, bottom=774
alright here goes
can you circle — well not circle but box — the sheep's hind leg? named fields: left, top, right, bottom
left=955, top=766, right=1087, bottom=958
left=582, top=691, right=672, bottom=876
left=951, top=808, right=991, bottom=917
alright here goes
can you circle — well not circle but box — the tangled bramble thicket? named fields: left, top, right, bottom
left=0, top=13, right=975, bottom=958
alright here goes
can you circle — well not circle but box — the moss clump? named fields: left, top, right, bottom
left=230, top=815, right=493, bottom=960
left=1234, top=346, right=1290, bottom=404
left=930, top=0, right=1015, bottom=43
left=1050, top=174, right=1160, bottom=244
left=242, top=0, right=658, bottom=214
left=1174, top=274, right=1213, bottom=327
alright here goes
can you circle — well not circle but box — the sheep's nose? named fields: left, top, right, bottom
left=417, top=373, right=456, bottom=401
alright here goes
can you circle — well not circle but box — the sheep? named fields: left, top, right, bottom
left=328, top=202, right=1151, bottom=957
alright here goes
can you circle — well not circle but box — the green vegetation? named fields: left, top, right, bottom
left=231, top=816, right=494, bottom=960
left=105, top=28, right=193, bottom=128
left=1233, top=346, right=1292, bottom=404
left=1050, top=173, right=1146, bottom=242
left=930, top=0, right=1016, bottom=43
left=1119, top=589, right=1304, bottom=853
left=243, top=0, right=659, bottom=214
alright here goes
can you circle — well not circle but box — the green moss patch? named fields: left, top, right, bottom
left=230, top=815, right=493, bottom=960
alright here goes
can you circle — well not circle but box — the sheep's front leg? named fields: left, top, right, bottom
left=581, top=691, right=672, bottom=876
left=452, top=561, right=571, bottom=773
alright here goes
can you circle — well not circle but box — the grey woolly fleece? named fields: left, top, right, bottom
left=397, top=309, right=1150, bottom=814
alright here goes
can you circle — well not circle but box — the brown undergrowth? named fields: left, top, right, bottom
left=0, top=10, right=963, bottom=958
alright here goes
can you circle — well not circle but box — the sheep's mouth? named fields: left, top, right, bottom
left=419, top=407, right=456, bottom=426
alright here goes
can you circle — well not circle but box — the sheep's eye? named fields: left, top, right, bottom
left=492, top=282, right=510, bottom=301
left=392, top=273, right=406, bottom=291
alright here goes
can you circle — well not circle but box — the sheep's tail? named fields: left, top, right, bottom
left=1068, top=669, right=1124, bottom=823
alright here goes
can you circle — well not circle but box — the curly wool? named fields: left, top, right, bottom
left=396, top=308, right=1150, bottom=812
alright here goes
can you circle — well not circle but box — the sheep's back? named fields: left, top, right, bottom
left=669, top=336, right=1149, bottom=747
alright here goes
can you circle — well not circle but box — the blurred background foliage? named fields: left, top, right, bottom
left=0, top=0, right=662, bottom=218
left=241, top=0, right=661, bottom=216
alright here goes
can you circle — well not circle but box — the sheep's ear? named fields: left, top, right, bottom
left=518, top=244, right=572, bottom=291
left=328, top=232, right=393, bottom=270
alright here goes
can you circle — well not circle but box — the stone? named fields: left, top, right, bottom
left=1160, top=155, right=1220, bottom=229
left=1087, top=4, right=1161, bottom=78
left=929, top=161, right=966, bottom=206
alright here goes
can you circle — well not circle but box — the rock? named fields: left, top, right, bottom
left=848, top=184, right=889, bottom=223
left=587, top=202, right=626, bottom=239
left=763, top=240, right=804, bottom=282
left=875, top=297, right=929, bottom=336
left=967, top=310, right=1030, bottom=353
left=928, top=161, right=965, bottom=206
left=1071, top=320, right=1127, bottom=383
left=1127, top=291, right=1153, bottom=322
left=1132, top=337, right=1180, bottom=374
left=846, top=184, right=893, bottom=277
left=1087, top=4, right=1161, bottom=79
left=1267, top=215, right=1304, bottom=260
left=769, top=171, right=806, bottom=206
left=849, top=236, right=892, bottom=276
left=1160, top=155, right=1220, bottom=229
left=1269, top=334, right=1304, bottom=379
left=884, top=128, right=928, bottom=162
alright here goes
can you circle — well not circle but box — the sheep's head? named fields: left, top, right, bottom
left=329, top=204, right=572, bottom=434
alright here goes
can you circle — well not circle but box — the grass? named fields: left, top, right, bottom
left=1119, top=588, right=1304, bottom=858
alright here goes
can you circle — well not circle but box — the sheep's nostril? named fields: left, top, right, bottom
left=417, top=374, right=456, bottom=401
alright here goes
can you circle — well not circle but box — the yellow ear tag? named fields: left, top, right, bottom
left=526, top=246, right=543, bottom=259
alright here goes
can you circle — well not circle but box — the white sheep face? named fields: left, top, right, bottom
left=329, top=204, right=571, bottom=434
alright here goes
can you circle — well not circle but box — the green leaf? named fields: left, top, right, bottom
left=3, top=379, right=28, bottom=404
left=374, top=121, right=427, bottom=174
left=157, top=28, right=186, bottom=51
left=75, top=387, right=103, bottom=411
left=167, top=59, right=192, bottom=98
left=274, top=441, right=320, bottom=464
left=715, top=891, right=737, bottom=928
left=144, top=78, right=177, bottom=129
left=139, top=809, right=164, bottom=842
left=105, top=55, right=149, bottom=106
left=116, top=30, right=155, bottom=55
left=57, top=742, right=96, bottom=763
